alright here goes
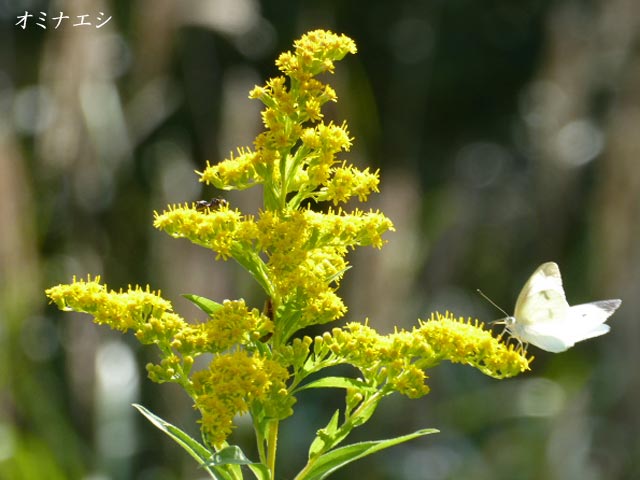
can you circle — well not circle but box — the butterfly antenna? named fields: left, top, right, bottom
left=476, top=289, right=510, bottom=318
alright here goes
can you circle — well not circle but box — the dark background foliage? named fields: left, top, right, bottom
left=1, top=1, right=639, bottom=479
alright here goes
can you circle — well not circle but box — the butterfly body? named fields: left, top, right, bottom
left=503, top=262, right=621, bottom=352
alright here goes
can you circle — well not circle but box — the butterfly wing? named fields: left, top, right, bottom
left=514, top=262, right=570, bottom=327
left=564, top=299, right=621, bottom=341
left=509, top=323, right=575, bottom=352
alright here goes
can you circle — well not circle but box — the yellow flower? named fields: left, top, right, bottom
left=312, top=313, right=531, bottom=400
left=415, top=312, right=532, bottom=378
left=173, top=300, right=268, bottom=355
left=153, top=204, right=249, bottom=260
left=275, top=30, right=357, bottom=78
left=192, top=350, right=292, bottom=448
left=45, top=276, right=177, bottom=335
left=200, top=31, right=361, bottom=214
left=198, top=147, right=259, bottom=190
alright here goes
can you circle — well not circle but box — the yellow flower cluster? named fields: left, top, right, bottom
left=46, top=276, right=284, bottom=446
left=154, top=203, right=394, bottom=338
left=153, top=202, right=251, bottom=260
left=276, top=29, right=357, bottom=78
left=315, top=165, right=381, bottom=205
left=46, top=276, right=177, bottom=335
left=310, top=313, right=531, bottom=399
left=199, top=147, right=260, bottom=191
left=198, top=30, right=366, bottom=212
left=153, top=30, right=393, bottom=344
left=415, top=312, right=532, bottom=378
left=192, top=350, right=293, bottom=448
left=171, top=299, right=272, bottom=356
left=46, top=279, right=273, bottom=361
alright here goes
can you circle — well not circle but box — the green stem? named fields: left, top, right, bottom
left=254, top=420, right=267, bottom=466
left=267, top=420, right=279, bottom=478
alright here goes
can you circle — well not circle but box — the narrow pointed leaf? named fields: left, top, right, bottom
left=207, top=445, right=255, bottom=466
left=308, top=410, right=340, bottom=458
left=133, top=404, right=236, bottom=480
left=300, top=428, right=438, bottom=480
left=182, top=294, right=224, bottom=316
left=247, top=463, right=272, bottom=480
left=204, top=445, right=270, bottom=479
left=294, top=376, right=372, bottom=394
left=325, top=266, right=351, bottom=284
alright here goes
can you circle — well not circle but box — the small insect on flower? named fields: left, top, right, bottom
left=260, top=297, right=274, bottom=342
left=195, top=198, right=229, bottom=211
left=264, top=297, right=274, bottom=321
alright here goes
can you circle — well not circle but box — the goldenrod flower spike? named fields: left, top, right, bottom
left=414, top=312, right=532, bottom=378
left=46, top=30, right=535, bottom=480
left=199, top=31, right=361, bottom=212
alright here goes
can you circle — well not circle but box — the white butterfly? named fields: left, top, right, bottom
left=497, top=262, right=621, bottom=352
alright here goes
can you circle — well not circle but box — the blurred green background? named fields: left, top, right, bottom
left=1, top=1, right=639, bottom=479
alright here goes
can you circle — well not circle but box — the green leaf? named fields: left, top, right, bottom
left=325, top=266, right=351, bottom=284
left=182, top=294, right=224, bottom=316
left=206, top=445, right=255, bottom=466
left=298, top=429, right=438, bottom=480
left=349, top=396, right=379, bottom=427
left=247, top=463, right=272, bottom=480
left=308, top=410, right=340, bottom=459
left=133, top=404, right=238, bottom=480
left=231, top=248, right=273, bottom=296
left=253, top=338, right=272, bottom=356
left=205, top=446, right=271, bottom=480
left=294, top=376, right=372, bottom=394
